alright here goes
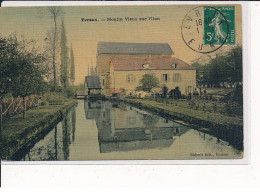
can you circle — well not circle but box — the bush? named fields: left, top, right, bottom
left=139, top=74, right=159, bottom=92
left=162, top=85, right=168, bottom=98
left=65, top=88, right=76, bottom=98
left=225, top=100, right=243, bottom=116
left=41, top=92, right=69, bottom=105
left=169, top=87, right=182, bottom=99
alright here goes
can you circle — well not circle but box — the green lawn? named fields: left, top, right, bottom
left=150, top=97, right=242, bottom=118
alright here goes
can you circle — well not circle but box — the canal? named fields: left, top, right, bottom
left=18, top=100, right=242, bottom=160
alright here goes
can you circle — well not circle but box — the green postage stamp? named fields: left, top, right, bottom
left=182, top=6, right=236, bottom=53
left=204, top=6, right=236, bottom=45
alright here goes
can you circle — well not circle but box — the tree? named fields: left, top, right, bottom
left=70, top=44, right=75, bottom=85
left=0, top=36, right=17, bottom=130
left=225, top=45, right=242, bottom=84
left=60, top=19, right=69, bottom=89
left=192, top=62, right=202, bottom=86
left=139, top=74, right=159, bottom=92
left=11, top=45, right=47, bottom=119
left=162, top=85, right=168, bottom=98
left=47, top=7, right=61, bottom=90
left=174, top=87, right=182, bottom=99
left=0, top=36, right=16, bottom=99
left=0, top=35, right=47, bottom=119
left=192, top=45, right=242, bottom=88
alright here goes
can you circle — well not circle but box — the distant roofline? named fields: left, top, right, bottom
left=98, top=53, right=173, bottom=55
left=110, top=56, right=190, bottom=62
left=98, top=41, right=171, bottom=45
left=85, top=76, right=99, bottom=78
left=97, top=41, right=174, bottom=56
left=113, top=68, right=196, bottom=71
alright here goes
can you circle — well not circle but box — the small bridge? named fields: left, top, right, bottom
left=75, top=91, right=86, bottom=99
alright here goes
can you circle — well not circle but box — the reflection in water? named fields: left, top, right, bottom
left=22, top=107, right=75, bottom=161
left=20, top=100, right=242, bottom=161
left=71, top=109, right=76, bottom=143
left=84, top=100, right=191, bottom=153
left=84, top=100, right=101, bottom=120
left=62, top=117, right=71, bottom=160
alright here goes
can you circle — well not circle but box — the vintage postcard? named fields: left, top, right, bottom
left=0, top=4, right=245, bottom=161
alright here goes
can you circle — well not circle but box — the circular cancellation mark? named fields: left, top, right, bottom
left=181, top=6, right=229, bottom=54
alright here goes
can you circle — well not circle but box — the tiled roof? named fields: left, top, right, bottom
left=85, top=76, right=101, bottom=89
left=110, top=56, right=192, bottom=71
left=97, top=42, right=174, bottom=56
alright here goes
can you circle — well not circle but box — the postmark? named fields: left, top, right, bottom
left=181, top=6, right=235, bottom=53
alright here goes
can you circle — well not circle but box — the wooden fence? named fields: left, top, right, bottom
left=1, top=95, right=41, bottom=117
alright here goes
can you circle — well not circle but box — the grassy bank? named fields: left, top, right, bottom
left=1, top=95, right=77, bottom=160
left=125, top=98, right=243, bottom=150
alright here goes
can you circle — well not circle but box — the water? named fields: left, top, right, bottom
left=20, top=100, right=242, bottom=161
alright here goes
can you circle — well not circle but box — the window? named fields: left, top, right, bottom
left=173, top=73, right=181, bottom=82
left=142, top=63, right=150, bottom=69
left=162, top=74, right=168, bottom=82
left=127, top=74, right=135, bottom=83
left=171, top=63, right=178, bottom=68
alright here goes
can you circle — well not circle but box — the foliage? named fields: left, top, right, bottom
left=41, top=92, right=69, bottom=105
left=68, top=84, right=84, bottom=91
left=225, top=100, right=243, bottom=116
left=11, top=56, right=47, bottom=98
left=232, top=84, right=243, bottom=105
left=162, top=85, right=168, bottom=98
left=169, top=87, right=182, bottom=99
left=0, top=35, right=47, bottom=99
left=60, top=19, right=69, bottom=89
left=70, top=44, right=75, bottom=85
left=0, top=36, right=17, bottom=99
left=64, top=87, right=76, bottom=98
left=139, top=74, right=159, bottom=92
left=0, top=35, right=48, bottom=118
left=192, top=46, right=242, bottom=87
left=45, top=7, right=62, bottom=90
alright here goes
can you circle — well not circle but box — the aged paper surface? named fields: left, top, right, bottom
left=0, top=4, right=245, bottom=161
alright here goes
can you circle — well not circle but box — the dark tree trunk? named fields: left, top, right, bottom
left=22, top=97, right=26, bottom=119
left=52, top=14, right=57, bottom=91
left=0, top=100, right=3, bottom=133
left=54, top=126, right=58, bottom=160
